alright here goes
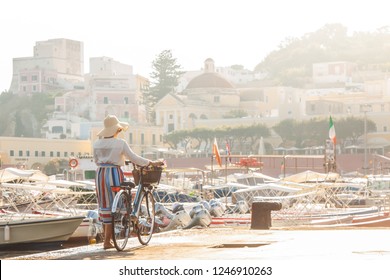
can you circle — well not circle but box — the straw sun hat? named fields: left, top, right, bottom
left=97, top=115, right=129, bottom=137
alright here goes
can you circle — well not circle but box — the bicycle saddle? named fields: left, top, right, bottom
left=121, top=181, right=136, bottom=188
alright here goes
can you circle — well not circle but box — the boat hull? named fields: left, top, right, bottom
left=0, top=216, right=84, bottom=245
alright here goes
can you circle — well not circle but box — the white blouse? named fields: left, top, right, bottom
left=93, top=138, right=150, bottom=167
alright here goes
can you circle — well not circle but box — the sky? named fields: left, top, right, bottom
left=0, top=0, right=389, bottom=92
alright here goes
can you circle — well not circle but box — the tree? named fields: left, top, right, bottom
left=43, top=158, right=69, bottom=176
left=0, top=91, right=54, bottom=137
left=164, top=130, right=188, bottom=150
left=273, top=119, right=299, bottom=146
left=144, top=50, right=185, bottom=123
left=273, top=117, right=377, bottom=148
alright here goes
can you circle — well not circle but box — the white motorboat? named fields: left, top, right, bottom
left=1, top=167, right=100, bottom=243
left=0, top=214, right=84, bottom=245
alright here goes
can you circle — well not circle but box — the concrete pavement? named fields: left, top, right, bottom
left=5, top=226, right=390, bottom=260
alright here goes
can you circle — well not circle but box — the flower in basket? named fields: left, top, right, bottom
left=138, top=159, right=166, bottom=184
left=144, top=159, right=167, bottom=172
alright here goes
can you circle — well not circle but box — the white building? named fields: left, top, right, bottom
left=86, top=57, right=147, bottom=123
left=43, top=56, right=149, bottom=139
left=9, top=38, right=84, bottom=94
left=312, top=61, right=357, bottom=85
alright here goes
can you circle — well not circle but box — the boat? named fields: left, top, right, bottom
left=309, top=215, right=353, bottom=225
left=303, top=216, right=390, bottom=229
left=232, top=181, right=306, bottom=205
left=1, top=167, right=101, bottom=242
left=63, top=155, right=97, bottom=182
left=30, top=208, right=102, bottom=241
left=351, top=217, right=390, bottom=227
left=352, top=211, right=390, bottom=223
left=0, top=215, right=84, bottom=245
left=211, top=216, right=251, bottom=227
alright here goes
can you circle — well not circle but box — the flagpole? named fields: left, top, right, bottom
left=211, top=154, right=214, bottom=186
left=333, top=141, right=337, bottom=172
left=225, top=155, right=228, bottom=183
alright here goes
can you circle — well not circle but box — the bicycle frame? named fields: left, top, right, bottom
left=111, top=188, right=130, bottom=213
left=111, top=164, right=161, bottom=250
left=111, top=173, right=149, bottom=216
left=131, top=180, right=146, bottom=219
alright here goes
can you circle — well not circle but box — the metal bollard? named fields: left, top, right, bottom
left=251, top=201, right=282, bottom=230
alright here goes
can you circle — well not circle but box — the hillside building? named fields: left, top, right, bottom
left=9, top=38, right=84, bottom=94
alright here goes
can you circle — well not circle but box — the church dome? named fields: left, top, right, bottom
left=185, top=58, right=235, bottom=89
left=186, top=72, right=234, bottom=89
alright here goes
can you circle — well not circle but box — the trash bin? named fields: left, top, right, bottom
left=251, top=201, right=282, bottom=230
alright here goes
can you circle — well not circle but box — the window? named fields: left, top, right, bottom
left=21, top=76, right=27, bottom=82
left=129, top=133, right=133, bottom=144
left=152, top=134, right=156, bottom=145
left=84, top=170, right=96, bottom=180
left=124, top=97, right=129, bottom=104
left=26, top=151, right=30, bottom=157
left=57, top=152, right=61, bottom=157
left=19, top=150, right=23, bottom=156
left=35, top=151, right=39, bottom=157
left=41, top=151, right=46, bottom=157
left=32, top=75, right=38, bottom=81
left=33, top=85, right=37, bottom=91
left=141, top=133, right=145, bottom=145
left=50, top=151, right=54, bottom=157
left=10, top=150, right=14, bottom=156
left=213, top=96, right=220, bottom=103
left=64, top=152, right=68, bottom=157
left=104, top=97, right=108, bottom=104
left=52, top=126, right=64, bottom=133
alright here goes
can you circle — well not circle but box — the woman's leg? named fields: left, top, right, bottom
left=96, top=166, right=124, bottom=248
left=103, top=223, right=114, bottom=249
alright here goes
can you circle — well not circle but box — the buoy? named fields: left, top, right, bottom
left=89, top=238, right=96, bottom=244
left=69, top=158, right=79, bottom=168
left=4, top=225, right=10, bottom=241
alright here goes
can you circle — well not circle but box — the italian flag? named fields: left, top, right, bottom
left=329, top=116, right=336, bottom=145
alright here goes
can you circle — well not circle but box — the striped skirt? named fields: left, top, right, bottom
left=95, top=165, right=124, bottom=224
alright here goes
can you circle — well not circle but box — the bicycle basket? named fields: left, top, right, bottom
left=132, top=167, right=162, bottom=185
left=141, top=169, right=162, bottom=184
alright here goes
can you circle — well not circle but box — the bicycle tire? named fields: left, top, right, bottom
left=136, top=190, right=156, bottom=245
left=111, top=190, right=132, bottom=251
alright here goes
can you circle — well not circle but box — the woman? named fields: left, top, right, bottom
left=93, top=115, right=162, bottom=249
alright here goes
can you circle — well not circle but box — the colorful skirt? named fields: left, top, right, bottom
left=95, top=165, right=124, bottom=224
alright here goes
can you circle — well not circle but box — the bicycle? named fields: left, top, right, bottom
left=110, top=162, right=163, bottom=251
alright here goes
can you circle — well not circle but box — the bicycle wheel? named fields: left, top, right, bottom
left=136, top=190, right=156, bottom=245
left=111, top=191, right=132, bottom=251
